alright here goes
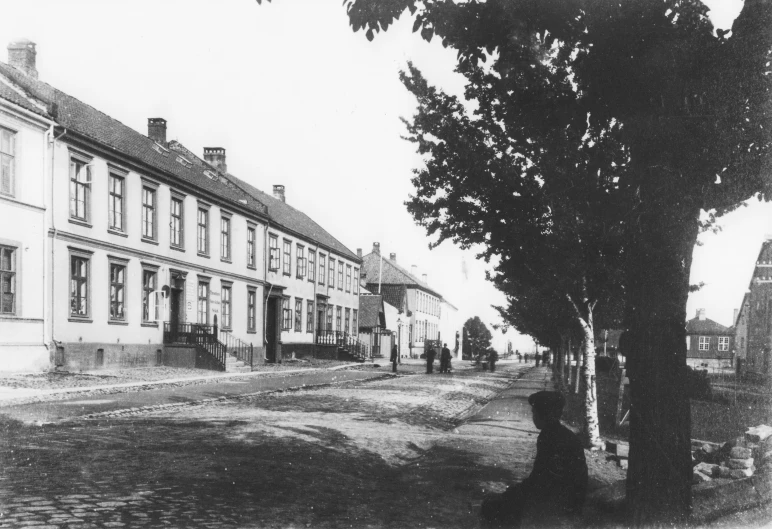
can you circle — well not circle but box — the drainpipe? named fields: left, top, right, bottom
left=262, top=224, right=272, bottom=360
left=47, top=127, right=67, bottom=363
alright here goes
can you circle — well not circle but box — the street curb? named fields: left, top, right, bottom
left=52, top=372, right=396, bottom=425
left=449, top=366, right=537, bottom=427
left=0, top=363, right=367, bottom=407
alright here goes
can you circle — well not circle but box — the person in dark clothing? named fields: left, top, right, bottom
left=535, top=352, right=541, bottom=367
left=440, top=343, right=452, bottom=373
left=426, top=347, right=437, bottom=374
left=390, top=344, right=398, bottom=373
left=488, top=349, right=499, bottom=372
left=480, top=391, right=588, bottom=528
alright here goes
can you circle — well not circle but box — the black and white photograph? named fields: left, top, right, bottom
left=0, top=0, right=770, bottom=527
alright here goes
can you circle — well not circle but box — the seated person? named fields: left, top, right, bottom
left=481, top=391, right=588, bottom=528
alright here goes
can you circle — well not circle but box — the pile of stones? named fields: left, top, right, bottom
left=692, top=424, right=772, bottom=483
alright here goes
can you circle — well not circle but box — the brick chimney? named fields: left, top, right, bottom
left=697, top=308, right=706, bottom=321
left=203, top=147, right=227, bottom=173
left=147, top=118, right=167, bottom=144
left=373, top=242, right=380, bottom=254
left=357, top=248, right=362, bottom=258
left=8, top=39, right=37, bottom=78
left=422, top=273, right=428, bottom=284
left=390, top=253, right=397, bottom=262
left=411, top=265, right=417, bottom=277
left=272, top=185, right=285, bottom=202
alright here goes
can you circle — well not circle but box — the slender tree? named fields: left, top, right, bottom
left=463, top=316, right=492, bottom=363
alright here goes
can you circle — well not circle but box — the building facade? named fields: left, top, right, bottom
left=738, top=239, right=772, bottom=380
left=0, top=40, right=360, bottom=372
left=0, top=40, right=55, bottom=371
left=685, top=309, right=734, bottom=369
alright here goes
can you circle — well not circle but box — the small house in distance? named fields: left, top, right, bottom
left=685, top=309, right=734, bottom=369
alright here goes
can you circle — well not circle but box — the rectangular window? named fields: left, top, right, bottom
left=306, top=300, right=314, bottom=333
left=70, top=254, right=89, bottom=318
left=346, top=265, right=352, bottom=293
left=108, top=262, right=126, bottom=321
left=352, top=309, right=358, bottom=332
left=718, top=336, right=729, bottom=352
left=326, top=305, right=333, bottom=331
left=141, top=187, right=156, bottom=240
left=170, top=196, right=184, bottom=248
left=198, top=280, right=209, bottom=324
left=336, top=306, right=342, bottom=331
left=295, top=298, right=303, bottom=332
left=282, top=298, right=292, bottom=330
left=0, top=245, right=16, bottom=314
left=142, top=268, right=159, bottom=323
left=319, top=253, right=326, bottom=285
left=247, top=226, right=256, bottom=268
left=222, top=285, right=232, bottom=330
left=698, top=336, right=710, bottom=351
left=197, top=207, right=209, bottom=255
left=328, top=258, right=335, bottom=288
left=69, top=157, right=91, bottom=222
left=283, top=239, right=291, bottom=276
left=0, top=127, right=15, bottom=196
left=108, top=174, right=124, bottom=232
left=308, top=250, right=316, bottom=282
left=247, top=288, right=257, bottom=332
left=296, top=245, right=305, bottom=278
left=338, top=262, right=344, bottom=291
left=220, top=216, right=231, bottom=260
left=269, top=234, right=280, bottom=271
left=353, top=268, right=359, bottom=295
left=345, top=307, right=351, bottom=334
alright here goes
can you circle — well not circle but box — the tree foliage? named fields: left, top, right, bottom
left=463, top=316, right=492, bottom=360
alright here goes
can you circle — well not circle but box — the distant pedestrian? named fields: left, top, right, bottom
left=480, top=391, right=588, bottom=528
left=390, top=344, right=398, bottom=373
left=440, top=343, right=452, bottom=373
left=489, top=350, right=499, bottom=372
left=426, top=347, right=437, bottom=374
left=517, top=350, right=522, bottom=363
left=535, top=352, right=541, bottom=367
left=525, top=353, right=530, bottom=364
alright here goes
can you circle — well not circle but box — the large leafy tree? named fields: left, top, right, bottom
left=463, top=316, right=492, bottom=361
left=335, top=0, right=772, bottom=524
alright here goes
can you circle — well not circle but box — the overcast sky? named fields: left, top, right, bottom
left=0, top=0, right=757, bottom=350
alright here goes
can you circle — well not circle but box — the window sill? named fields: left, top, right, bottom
left=197, top=252, right=210, bottom=259
left=108, top=320, right=129, bottom=326
left=141, top=237, right=159, bottom=246
left=247, top=265, right=257, bottom=271
left=68, top=317, right=93, bottom=323
left=141, top=322, right=159, bottom=328
left=107, top=229, right=128, bottom=238
left=221, top=258, right=232, bottom=264
left=171, top=245, right=185, bottom=253
left=68, top=218, right=92, bottom=229
left=283, top=272, right=291, bottom=277
left=247, top=330, right=257, bottom=334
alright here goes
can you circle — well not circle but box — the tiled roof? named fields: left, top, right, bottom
left=227, top=177, right=360, bottom=262
left=358, top=295, right=384, bottom=329
left=0, top=61, right=270, bottom=219
left=686, top=317, right=730, bottom=335
left=361, top=252, right=443, bottom=298
left=365, top=283, right=407, bottom=312
left=0, top=75, right=49, bottom=116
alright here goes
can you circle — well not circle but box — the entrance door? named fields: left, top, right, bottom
left=266, top=297, right=278, bottom=363
left=170, top=289, right=182, bottom=342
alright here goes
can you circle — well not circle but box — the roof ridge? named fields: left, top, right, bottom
left=0, top=71, right=49, bottom=114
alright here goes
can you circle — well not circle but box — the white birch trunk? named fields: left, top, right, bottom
left=579, top=310, right=602, bottom=449
left=573, top=341, right=582, bottom=394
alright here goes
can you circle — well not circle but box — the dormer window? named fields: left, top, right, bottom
left=175, top=155, right=192, bottom=168
left=153, top=142, right=170, bottom=157
left=204, top=170, right=217, bottom=180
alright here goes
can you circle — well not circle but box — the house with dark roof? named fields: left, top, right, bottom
left=736, top=238, right=772, bottom=381
left=0, top=40, right=57, bottom=372
left=0, top=40, right=361, bottom=372
left=685, top=309, right=734, bottom=368
left=360, top=243, right=462, bottom=359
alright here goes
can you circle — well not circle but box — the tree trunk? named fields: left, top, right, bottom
left=580, top=317, right=603, bottom=450
left=624, top=178, right=699, bottom=526
left=555, top=338, right=565, bottom=387
left=573, top=341, right=582, bottom=394
left=567, top=336, right=574, bottom=390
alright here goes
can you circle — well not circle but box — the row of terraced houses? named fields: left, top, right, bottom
left=0, top=40, right=368, bottom=373
left=0, top=40, right=464, bottom=374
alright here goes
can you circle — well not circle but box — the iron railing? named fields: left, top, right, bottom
left=315, top=330, right=371, bottom=362
left=220, top=330, right=254, bottom=368
left=163, top=322, right=226, bottom=371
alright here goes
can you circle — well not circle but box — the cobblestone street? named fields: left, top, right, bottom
left=0, top=363, right=537, bottom=528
